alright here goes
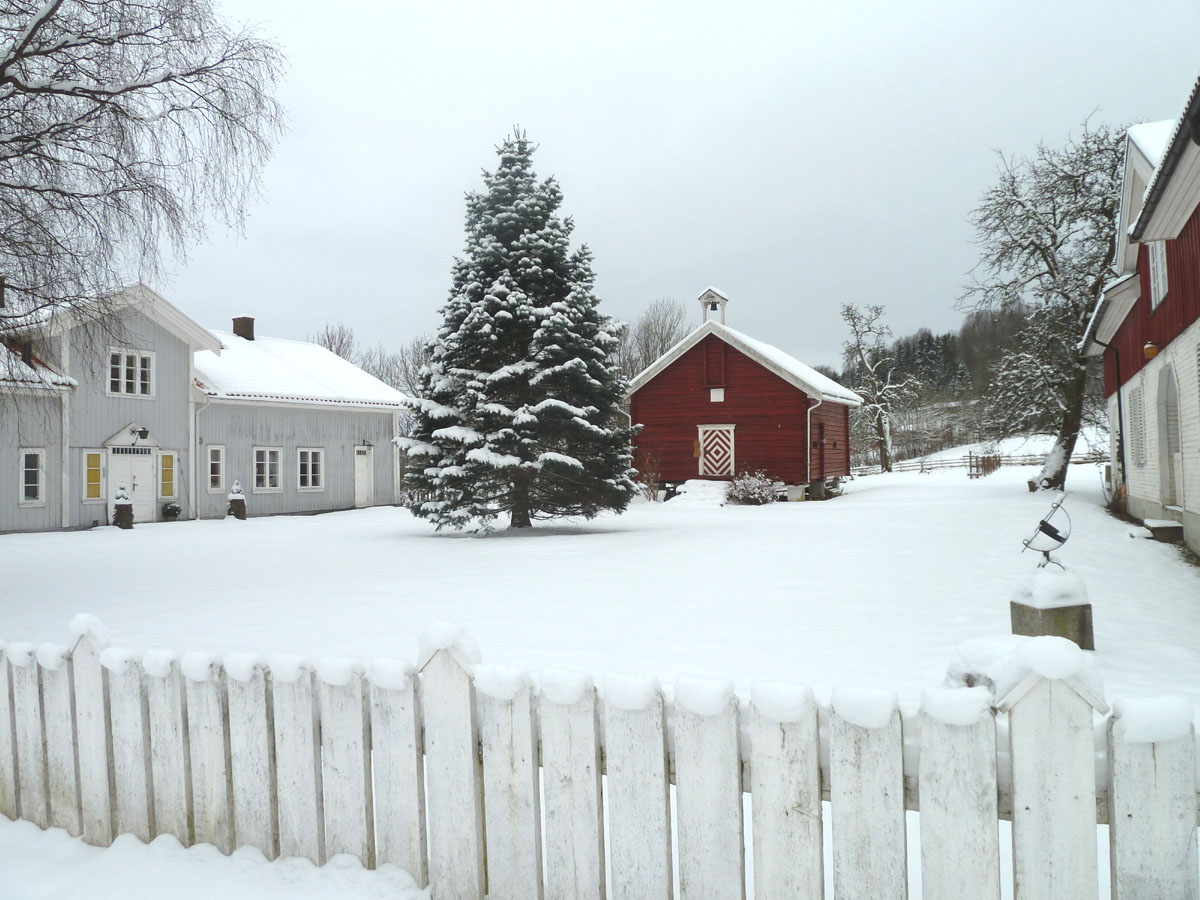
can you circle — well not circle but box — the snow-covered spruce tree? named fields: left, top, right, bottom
left=400, top=134, right=637, bottom=530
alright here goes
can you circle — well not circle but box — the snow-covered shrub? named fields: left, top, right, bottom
left=726, top=470, right=777, bottom=505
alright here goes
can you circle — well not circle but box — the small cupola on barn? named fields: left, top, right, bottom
left=698, top=287, right=729, bottom=325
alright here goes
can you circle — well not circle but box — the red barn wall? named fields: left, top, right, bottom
left=629, top=335, right=852, bottom=484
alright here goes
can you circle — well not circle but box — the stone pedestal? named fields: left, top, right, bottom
left=1010, top=601, right=1094, bottom=651
left=228, top=497, right=246, bottom=520
left=113, top=504, right=133, bottom=530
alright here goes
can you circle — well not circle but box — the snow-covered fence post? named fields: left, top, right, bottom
left=368, top=659, right=427, bottom=884
left=8, top=643, right=48, bottom=828
left=37, top=643, right=82, bottom=837
left=0, top=645, right=18, bottom=820
left=748, top=682, right=823, bottom=900
left=103, top=650, right=153, bottom=842
left=316, top=658, right=374, bottom=867
left=603, top=673, right=673, bottom=900
left=674, top=675, right=745, bottom=900
left=183, top=653, right=234, bottom=854
left=539, top=670, right=605, bottom=900
left=1107, top=697, right=1199, bottom=899
left=269, top=656, right=324, bottom=864
left=145, top=651, right=192, bottom=844
left=996, top=637, right=1108, bottom=900
left=477, top=665, right=543, bottom=900
left=418, top=625, right=484, bottom=900
left=829, top=686, right=907, bottom=900
left=225, top=654, right=278, bottom=860
left=68, top=617, right=114, bottom=845
left=918, top=687, right=1000, bottom=900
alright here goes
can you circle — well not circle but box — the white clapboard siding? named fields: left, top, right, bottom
left=918, top=695, right=1000, bottom=900
left=748, top=686, right=823, bottom=900
left=674, top=678, right=745, bottom=900
left=830, top=694, right=907, bottom=900
left=421, top=648, right=485, bottom=900
left=368, top=663, right=427, bottom=884
left=146, top=656, right=191, bottom=843
left=539, top=678, right=605, bottom=900
left=106, top=655, right=153, bottom=842
left=226, top=660, right=278, bottom=860
left=317, top=664, right=374, bottom=867
left=0, top=650, right=17, bottom=819
left=1004, top=677, right=1100, bottom=900
left=271, top=662, right=324, bottom=864
left=39, top=647, right=82, bottom=837
left=10, top=650, right=48, bottom=828
left=1108, top=713, right=1199, bottom=899
left=70, top=634, right=113, bottom=845
left=186, top=659, right=234, bottom=854
left=478, top=670, right=543, bottom=900
left=604, top=681, right=673, bottom=900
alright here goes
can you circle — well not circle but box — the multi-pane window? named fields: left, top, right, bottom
left=160, top=453, right=175, bottom=499
left=84, top=451, right=103, bottom=501
left=208, top=445, right=225, bottom=492
left=19, top=449, right=44, bottom=506
left=1148, top=241, right=1169, bottom=310
left=298, top=448, right=324, bottom=491
left=108, top=348, right=154, bottom=397
left=253, top=447, right=281, bottom=492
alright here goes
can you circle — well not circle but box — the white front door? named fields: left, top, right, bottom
left=108, top=447, right=156, bottom=522
left=698, top=425, right=735, bottom=477
left=354, top=446, right=374, bottom=508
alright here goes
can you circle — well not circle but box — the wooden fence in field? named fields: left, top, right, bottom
left=1, top=619, right=1197, bottom=900
left=852, top=450, right=1108, bottom=478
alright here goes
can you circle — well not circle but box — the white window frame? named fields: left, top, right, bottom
left=297, top=447, right=324, bottom=492
left=158, top=451, right=176, bottom=500
left=106, top=347, right=156, bottom=399
left=1148, top=241, right=1169, bottom=311
left=253, top=446, right=282, bottom=493
left=82, top=449, right=105, bottom=504
left=19, top=447, right=46, bottom=507
left=710, top=388, right=725, bottom=402
left=207, top=445, right=225, bottom=493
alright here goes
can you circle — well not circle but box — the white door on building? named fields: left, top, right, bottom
left=108, top=446, right=156, bottom=522
left=698, top=425, right=735, bottom=477
left=354, top=446, right=374, bottom=508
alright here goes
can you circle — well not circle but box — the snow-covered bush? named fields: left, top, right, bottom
left=726, top=470, right=777, bottom=505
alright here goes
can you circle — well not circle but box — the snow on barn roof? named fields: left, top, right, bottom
left=627, top=320, right=862, bottom=406
left=194, top=331, right=406, bottom=409
left=1127, top=120, right=1175, bottom=169
left=1132, top=70, right=1200, bottom=241
left=0, top=342, right=75, bottom=390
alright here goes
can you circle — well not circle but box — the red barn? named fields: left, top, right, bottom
left=627, top=289, right=862, bottom=499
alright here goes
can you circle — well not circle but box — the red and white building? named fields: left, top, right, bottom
left=627, top=288, right=861, bottom=498
left=1084, top=75, right=1200, bottom=553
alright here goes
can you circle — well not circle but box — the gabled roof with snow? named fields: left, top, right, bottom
left=194, top=331, right=407, bottom=409
left=1127, top=120, right=1174, bottom=170
left=627, top=320, right=862, bottom=406
left=1132, top=70, right=1200, bottom=242
left=0, top=342, right=75, bottom=391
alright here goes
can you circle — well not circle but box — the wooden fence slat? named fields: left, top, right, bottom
left=539, top=673, right=605, bottom=900
left=368, top=661, right=427, bottom=884
left=603, top=674, right=673, bottom=900
left=184, top=655, right=234, bottom=853
left=9, top=645, right=48, bottom=828
left=830, top=688, right=907, bottom=900
left=1108, top=700, right=1199, bottom=899
left=748, top=683, right=822, bottom=900
left=70, top=634, right=113, bottom=845
left=0, top=648, right=17, bottom=820
left=105, top=652, right=153, bottom=842
left=38, top=645, right=82, bottom=837
left=270, top=658, right=324, bottom=864
left=421, top=646, right=485, bottom=900
left=918, top=689, right=1000, bottom=900
left=674, top=676, right=744, bottom=900
left=477, top=667, right=543, bottom=900
left=145, top=653, right=191, bottom=844
left=226, top=657, right=277, bottom=860
left=316, top=661, right=374, bottom=867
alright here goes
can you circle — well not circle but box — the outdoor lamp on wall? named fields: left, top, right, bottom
left=1143, top=341, right=1160, bottom=360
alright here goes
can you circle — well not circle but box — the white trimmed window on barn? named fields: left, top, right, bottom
left=207, top=445, right=224, bottom=492
left=1148, top=241, right=1169, bottom=310
left=1130, top=386, right=1146, bottom=467
left=253, top=447, right=281, bottom=492
left=159, top=453, right=175, bottom=499
left=19, top=448, right=45, bottom=506
left=298, top=448, right=323, bottom=491
left=107, top=348, right=155, bottom=397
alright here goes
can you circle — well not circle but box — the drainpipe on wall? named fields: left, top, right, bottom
left=806, top=395, right=824, bottom=487
left=1088, top=337, right=1127, bottom=495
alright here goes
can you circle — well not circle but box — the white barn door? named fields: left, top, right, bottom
left=698, top=425, right=735, bottom=477
left=108, top=447, right=156, bottom=522
left=354, top=446, right=374, bottom=508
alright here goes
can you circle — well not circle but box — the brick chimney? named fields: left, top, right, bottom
left=232, top=316, right=255, bottom=341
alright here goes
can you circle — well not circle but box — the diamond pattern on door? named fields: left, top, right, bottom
left=699, top=426, right=734, bottom=477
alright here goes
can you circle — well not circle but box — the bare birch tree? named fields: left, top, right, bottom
left=841, top=303, right=919, bottom=472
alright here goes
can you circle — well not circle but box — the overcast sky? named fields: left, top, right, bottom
left=165, top=0, right=1200, bottom=371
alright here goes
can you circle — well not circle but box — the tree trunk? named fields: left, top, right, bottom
left=876, top=414, right=893, bottom=473
left=509, top=507, right=532, bottom=528
left=1035, top=360, right=1088, bottom=491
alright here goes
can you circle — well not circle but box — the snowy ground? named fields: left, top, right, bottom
left=2, top=459, right=1198, bottom=897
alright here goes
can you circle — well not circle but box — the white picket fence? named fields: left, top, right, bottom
left=1, top=619, right=1197, bottom=900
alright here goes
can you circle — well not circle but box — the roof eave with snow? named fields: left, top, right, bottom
left=1132, top=72, right=1200, bottom=242
left=1081, top=272, right=1141, bottom=358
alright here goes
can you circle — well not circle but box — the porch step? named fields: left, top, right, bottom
left=1143, top=518, right=1184, bottom=543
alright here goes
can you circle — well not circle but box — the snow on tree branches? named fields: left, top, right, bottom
left=400, top=133, right=637, bottom=530
left=841, top=303, right=919, bottom=473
